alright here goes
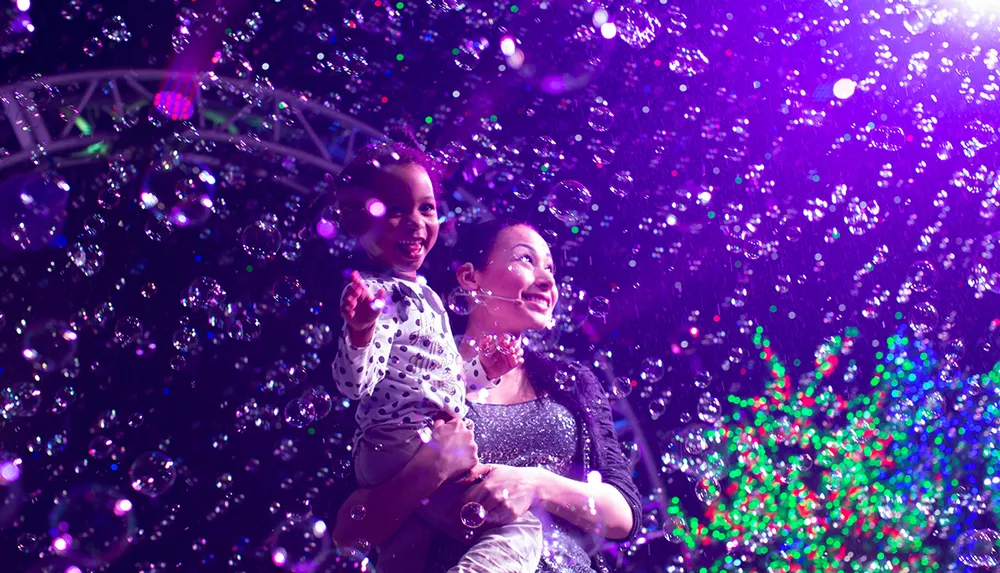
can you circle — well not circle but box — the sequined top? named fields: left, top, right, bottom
left=424, top=357, right=642, bottom=573
left=331, top=271, right=496, bottom=450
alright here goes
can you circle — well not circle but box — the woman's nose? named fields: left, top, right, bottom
left=535, top=270, right=554, bottom=290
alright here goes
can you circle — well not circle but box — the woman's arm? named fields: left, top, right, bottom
left=332, top=417, right=478, bottom=551
left=531, top=467, right=635, bottom=540
left=553, top=363, right=642, bottom=541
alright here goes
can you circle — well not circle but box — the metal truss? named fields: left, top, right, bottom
left=0, top=69, right=385, bottom=179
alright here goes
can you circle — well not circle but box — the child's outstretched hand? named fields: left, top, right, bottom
left=341, top=271, right=386, bottom=340
left=477, top=333, right=524, bottom=380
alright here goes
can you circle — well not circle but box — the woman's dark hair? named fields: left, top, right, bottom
left=446, top=218, right=604, bottom=471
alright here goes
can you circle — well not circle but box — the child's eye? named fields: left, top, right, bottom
left=420, top=203, right=436, bottom=213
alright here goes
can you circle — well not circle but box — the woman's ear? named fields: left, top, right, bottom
left=456, top=262, right=478, bottom=291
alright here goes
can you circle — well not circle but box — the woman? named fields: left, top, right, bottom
left=332, top=219, right=641, bottom=572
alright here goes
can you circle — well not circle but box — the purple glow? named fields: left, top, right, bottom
left=52, top=534, right=70, bottom=552
left=316, top=218, right=337, bottom=239
left=833, top=78, right=857, bottom=99
left=0, top=460, right=20, bottom=484
left=500, top=36, right=516, bottom=57
left=114, top=498, right=133, bottom=516
left=367, top=199, right=386, bottom=217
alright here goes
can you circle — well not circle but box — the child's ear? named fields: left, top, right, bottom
left=339, top=206, right=371, bottom=238
left=456, top=262, right=478, bottom=291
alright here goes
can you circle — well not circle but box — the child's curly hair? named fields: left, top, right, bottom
left=333, top=126, right=452, bottom=237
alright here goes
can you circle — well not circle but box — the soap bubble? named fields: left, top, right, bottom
left=545, top=181, right=592, bottom=225
left=350, top=505, right=367, bottom=520
left=302, top=387, right=333, bottom=419
left=588, top=296, right=610, bottom=318
left=610, top=377, right=633, bottom=400
left=69, top=242, right=106, bottom=277
left=908, top=302, right=938, bottom=338
left=455, top=37, right=487, bottom=70
left=186, top=276, right=226, bottom=309
left=269, top=515, right=331, bottom=571
left=129, top=452, right=177, bottom=498
left=639, top=357, right=664, bottom=383
left=614, top=6, right=660, bottom=49
left=0, top=172, right=70, bottom=252
left=23, top=320, right=78, bottom=373
left=588, top=107, right=614, bottom=132
left=460, top=502, right=486, bottom=528
left=447, top=287, right=479, bottom=315
left=272, top=276, right=306, bottom=306
left=955, top=528, right=1000, bottom=568
left=662, top=515, right=688, bottom=543
left=512, top=180, right=535, bottom=200
left=114, top=316, right=143, bottom=345
left=139, top=162, right=216, bottom=228
left=284, top=398, right=317, bottom=428
left=16, top=532, right=37, bottom=553
left=1, top=382, right=42, bottom=417
left=243, top=220, right=282, bottom=260
left=649, top=397, right=667, bottom=420
left=48, top=485, right=136, bottom=567
left=697, top=394, right=722, bottom=424
left=609, top=171, right=633, bottom=198
left=907, top=260, right=936, bottom=293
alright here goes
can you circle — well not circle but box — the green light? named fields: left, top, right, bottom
left=452, top=48, right=459, bottom=55
left=424, top=116, right=433, bottom=124
left=246, top=265, right=253, bottom=272
left=395, top=1, right=403, bottom=7
left=707, top=211, right=716, bottom=219
left=735, top=177, right=743, bottom=184
left=571, top=226, right=579, bottom=234
left=490, top=114, right=497, bottom=122
left=396, top=53, right=404, bottom=61
left=511, top=5, right=518, bottom=11
left=74, top=116, right=93, bottom=136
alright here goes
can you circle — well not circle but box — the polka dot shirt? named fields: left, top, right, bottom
left=332, top=272, right=498, bottom=446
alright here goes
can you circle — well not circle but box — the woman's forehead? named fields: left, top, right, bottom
left=497, top=225, right=551, bottom=255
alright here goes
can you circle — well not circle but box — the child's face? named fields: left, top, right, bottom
left=357, top=164, right=439, bottom=278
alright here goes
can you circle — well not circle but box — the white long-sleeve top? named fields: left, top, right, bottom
left=331, top=271, right=497, bottom=449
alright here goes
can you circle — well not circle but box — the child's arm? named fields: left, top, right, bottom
left=461, top=334, right=525, bottom=393
left=331, top=273, right=392, bottom=400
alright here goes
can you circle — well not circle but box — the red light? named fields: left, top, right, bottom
left=153, top=91, right=195, bottom=121
left=381, top=96, right=388, bottom=103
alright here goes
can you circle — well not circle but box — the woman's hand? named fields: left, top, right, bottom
left=463, top=465, right=540, bottom=527
left=427, top=416, right=479, bottom=482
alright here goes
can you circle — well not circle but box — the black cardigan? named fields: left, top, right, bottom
left=526, top=353, right=643, bottom=571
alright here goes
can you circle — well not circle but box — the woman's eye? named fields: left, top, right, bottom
left=518, top=254, right=534, bottom=264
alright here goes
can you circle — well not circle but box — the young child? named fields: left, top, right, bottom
left=331, top=128, right=543, bottom=573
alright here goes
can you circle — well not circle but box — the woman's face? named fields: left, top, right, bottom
left=466, top=225, right=559, bottom=333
